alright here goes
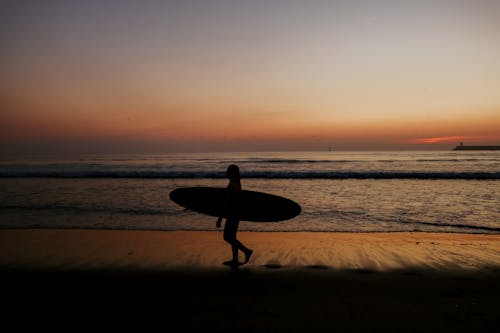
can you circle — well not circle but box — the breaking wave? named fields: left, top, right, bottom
left=1, top=170, right=499, bottom=179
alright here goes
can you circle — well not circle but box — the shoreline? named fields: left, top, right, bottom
left=2, top=226, right=499, bottom=233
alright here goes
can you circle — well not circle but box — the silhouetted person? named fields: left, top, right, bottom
left=216, top=164, right=253, bottom=266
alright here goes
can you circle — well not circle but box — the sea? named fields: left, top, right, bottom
left=1, top=151, right=499, bottom=233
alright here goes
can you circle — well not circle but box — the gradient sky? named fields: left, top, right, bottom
left=1, top=0, right=499, bottom=153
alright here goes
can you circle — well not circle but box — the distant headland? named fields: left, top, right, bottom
left=453, top=142, right=500, bottom=151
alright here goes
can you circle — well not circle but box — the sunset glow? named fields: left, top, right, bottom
left=1, top=0, right=500, bottom=153
left=408, top=136, right=494, bottom=145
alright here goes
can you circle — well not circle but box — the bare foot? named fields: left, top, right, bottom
left=243, top=250, right=253, bottom=264
left=223, top=260, right=241, bottom=267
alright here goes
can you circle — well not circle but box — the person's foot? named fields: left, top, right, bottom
left=243, top=249, right=253, bottom=264
left=223, top=260, right=241, bottom=267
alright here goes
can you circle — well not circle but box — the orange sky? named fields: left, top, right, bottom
left=1, top=1, right=500, bottom=153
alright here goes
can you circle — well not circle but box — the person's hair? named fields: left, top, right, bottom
left=226, top=164, right=240, bottom=183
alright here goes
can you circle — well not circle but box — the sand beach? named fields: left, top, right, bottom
left=1, top=229, right=499, bottom=331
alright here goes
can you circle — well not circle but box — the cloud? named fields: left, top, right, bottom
left=408, top=136, right=482, bottom=144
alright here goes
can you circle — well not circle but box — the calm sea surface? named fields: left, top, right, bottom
left=1, top=151, right=499, bottom=233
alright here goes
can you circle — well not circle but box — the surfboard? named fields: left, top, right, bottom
left=169, top=187, right=301, bottom=222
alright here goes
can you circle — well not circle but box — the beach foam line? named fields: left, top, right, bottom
left=1, top=170, right=499, bottom=179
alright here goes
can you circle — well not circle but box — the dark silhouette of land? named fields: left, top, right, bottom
left=453, top=142, right=500, bottom=150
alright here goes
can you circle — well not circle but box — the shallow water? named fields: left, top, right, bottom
left=1, top=177, right=498, bottom=233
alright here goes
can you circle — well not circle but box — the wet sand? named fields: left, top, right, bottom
left=1, top=229, right=499, bottom=331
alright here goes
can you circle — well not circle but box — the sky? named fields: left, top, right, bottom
left=1, top=0, right=499, bottom=153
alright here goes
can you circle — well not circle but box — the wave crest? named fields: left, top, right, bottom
left=1, top=170, right=499, bottom=179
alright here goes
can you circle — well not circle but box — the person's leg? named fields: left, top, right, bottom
left=238, top=240, right=253, bottom=264
left=224, top=218, right=239, bottom=263
left=232, top=239, right=252, bottom=264
left=232, top=219, right=253, bottom=263
left=224, top=218, right=253, bottom=264
left=231, top=243, right=239, bottom=262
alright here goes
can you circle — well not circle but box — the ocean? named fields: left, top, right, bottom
left=1, top=151, right=499, bottom=233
